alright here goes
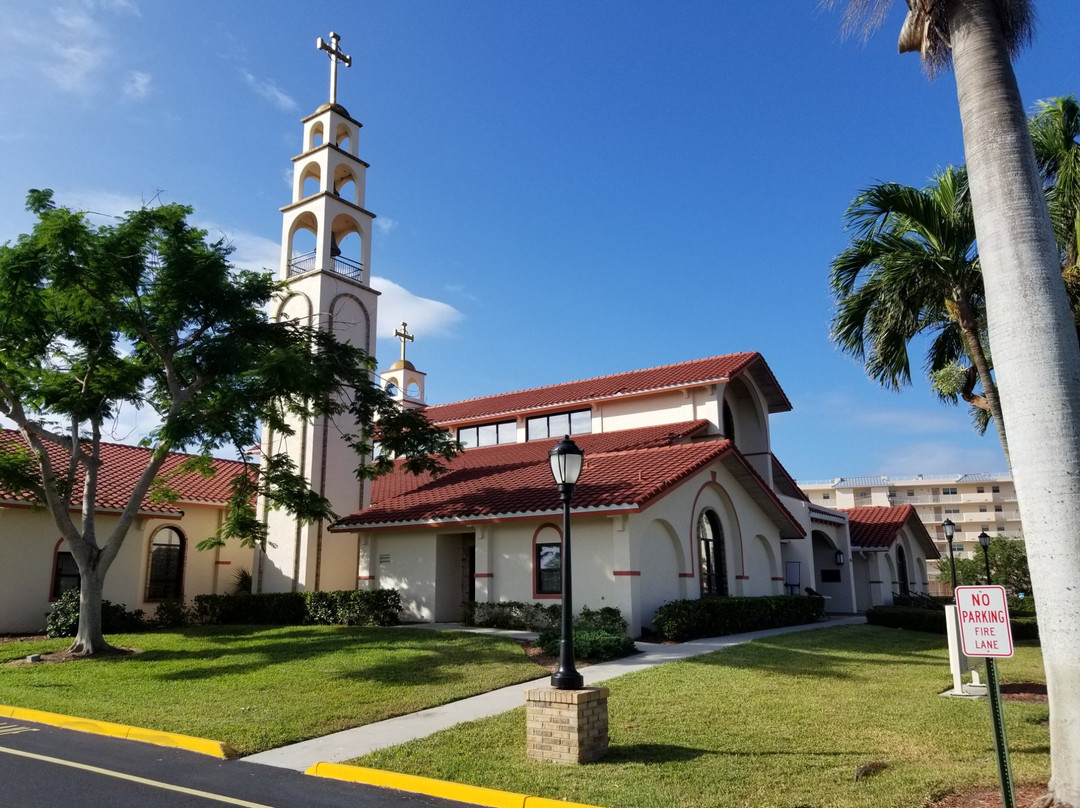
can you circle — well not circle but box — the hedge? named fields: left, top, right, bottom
left=460, top=600, right=561, bottom=631
left=865, top=605, right=1040, bottom=641
left=189, top=588, right=402, bottom=627
left=651, top=595, right=826, bottom=642
left=536, top=606, right=636, bottom=661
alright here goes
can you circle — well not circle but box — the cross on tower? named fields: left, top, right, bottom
left=316, top=31, right=352, bottom=105
left=394, top=322, right=414, bottom=364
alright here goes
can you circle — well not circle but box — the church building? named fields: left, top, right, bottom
left=0, top=34, right=938, bottom=636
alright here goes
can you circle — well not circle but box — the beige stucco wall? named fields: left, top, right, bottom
left=0, top=504, right=252, bottom=634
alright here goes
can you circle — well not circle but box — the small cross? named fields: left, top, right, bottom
left=316, top=31, right=352, bottom=105
left=394, top=322, right=414, bottom=364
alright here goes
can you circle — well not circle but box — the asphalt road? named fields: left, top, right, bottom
left=0, top=717, right=478, bottom=808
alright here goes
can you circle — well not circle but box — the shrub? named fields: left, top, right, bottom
left=152, top=599, right=191, bottom=629
left=190, top=589, right=401, bottom=627
left=462, top=601, right=560, bottom=631
left=651, top=595, right=826, bottom=642
left=536, top=606, right=636, bottom=661
left=45, top=588, right=147, bottom=638
left=865, top=604, right=1039, bottom=640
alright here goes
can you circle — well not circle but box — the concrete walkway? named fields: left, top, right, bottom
left=243, top=615, right=865, bottom=771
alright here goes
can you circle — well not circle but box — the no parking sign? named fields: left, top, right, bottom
left=955, top=585, right=1014, bottom=658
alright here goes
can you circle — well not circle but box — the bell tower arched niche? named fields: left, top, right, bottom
left=722, top=377, right=771, bottom=482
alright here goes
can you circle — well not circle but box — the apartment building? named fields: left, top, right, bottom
left=797, top=474, right=1021, bottom=593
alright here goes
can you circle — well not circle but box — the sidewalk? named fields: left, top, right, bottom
left=243, top=615, right=865, bottom=770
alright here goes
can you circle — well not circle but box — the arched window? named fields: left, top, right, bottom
left=146, top=526, right=185, bottom=601
left=722, top=401, right=736, bottom=443
left=51, top=540, right=80, bottom=601
left=896, top=544, right=910, bottom=597
left=698, top=510, right=728, bottom=597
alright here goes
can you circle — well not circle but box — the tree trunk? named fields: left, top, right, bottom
left=955, top=292, right=1011, bottom=467
left=949, top=1, right=1080, bottom=804
left=68, top=570, right=115, bottom=656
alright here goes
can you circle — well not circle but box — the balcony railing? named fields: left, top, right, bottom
left=287, top=251, right=364, bottom=282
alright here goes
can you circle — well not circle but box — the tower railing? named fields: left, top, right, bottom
left=287, top=251, right=364, bottom=282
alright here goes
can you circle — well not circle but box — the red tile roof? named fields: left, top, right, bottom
left=0, top=430, right=247, bottom=516
left=331, top=421, right=804, bottom=538
left=842, top=505, right=940, bottom=557
left=422, top=353, right=792, bottom=425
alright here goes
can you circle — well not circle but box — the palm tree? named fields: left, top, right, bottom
left=1030, top=95, right=1080, bottom=320
left=826, top=3, right=1080, bottom=804
left=830, top=167, right=1009, bottom=465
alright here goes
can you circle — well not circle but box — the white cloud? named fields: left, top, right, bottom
left=123, top=70, right=151, bottom=100
left=375, top=217, right=398, bottom=235
left=203, top=224, right=280, bottom=273
left=242, top=70, right=297, bottom=111
left=372, top=276, right=464, bottom=338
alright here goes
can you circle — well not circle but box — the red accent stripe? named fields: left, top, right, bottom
left=735, top=575, right=750, bottom=580
left=612, top=570, right=640, bottom=576
left=357, top=575, right=375, bottom=580
left=474, top=573, right=494, bottom=578
left=678, top=572, right=695, bottom=578
left=771, top=576, right=783, bottom=581
left=214, top=560, right=232, bottom=565
left=870, top=579, right=883, bottom=584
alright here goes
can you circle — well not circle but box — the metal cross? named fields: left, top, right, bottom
left=316, top=31, right=352, bottom=105
left=394, top=322, right=414, bottom=364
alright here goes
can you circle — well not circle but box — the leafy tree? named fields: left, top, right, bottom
left=830, top=167, right=1009, bottom=464
left=827, top=3, right=1080, bottom=803
left=1030, top=95, right=1080, bottom=320
left=938, top=536, right=1032, bottom=593
left=0, top=191, right=457, bottom=656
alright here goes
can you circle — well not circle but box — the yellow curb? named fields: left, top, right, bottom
left=1, top=704, right=236, bottom=758
left=305, top=762, right=605, bottom=808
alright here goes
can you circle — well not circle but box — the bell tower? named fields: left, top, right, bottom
left=258, top=32, right=380, bottom=595
left=379, top=322, right=428, bottom=409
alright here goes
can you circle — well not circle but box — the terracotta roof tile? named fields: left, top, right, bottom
left=0, top=429, right=246, bottom=515
left=422, top=353, right=791, bottom=424
left=842, top=505, right=940, bottom=557
left=332, top=421, right=804, bottom=538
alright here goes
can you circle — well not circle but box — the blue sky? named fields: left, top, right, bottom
left=2, top=1, right=1079, bottom=481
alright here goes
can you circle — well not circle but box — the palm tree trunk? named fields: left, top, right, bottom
left=949, top=0, right=1080, bottom=804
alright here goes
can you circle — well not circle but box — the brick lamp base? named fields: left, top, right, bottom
left=525, top=686, right=609, bottom=764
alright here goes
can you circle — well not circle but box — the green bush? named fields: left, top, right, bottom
left=536, top=606, right=636, bottom=661
left=866, top=605, right=1039, bottom=640
left=651, top=595, right=826, bottom=642
left=152, top=599, right=191, bottom=629
left=461, top=600, right=560, bottom=631
left=45, top=588, right=147, bottom=638
left=304, top=589, right=402, bottom=626
left=190, top=589, right=401, bottom=627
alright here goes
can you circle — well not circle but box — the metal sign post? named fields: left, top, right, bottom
left=954, top=585, right=1016, bottom=808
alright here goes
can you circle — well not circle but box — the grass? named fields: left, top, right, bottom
left=0, top=625, right=545, bottom=755
left=351, top=625, right=1050, bottom=808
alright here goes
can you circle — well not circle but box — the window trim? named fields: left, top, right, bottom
left=51, top=539, right=80, bottom=602
left=525, top=409, right=592, bottom=442
left=698, top=509, right=729, bottom=597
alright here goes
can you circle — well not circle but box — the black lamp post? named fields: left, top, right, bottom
left=978, top=531, right=993, bottom=585
left=942, top=518, right=958, bottom=597
left=549, top=435, right=585, bottom=690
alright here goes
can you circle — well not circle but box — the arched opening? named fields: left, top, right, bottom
left=307, top=121, right=325, bottom=151
left=335, top=122, right=351, bottom=153
left=698, top=509, right=728, bottom=597
left=406, top=380, right=421, bottom=398
left=300, top=162, right=322, bottom=199
left=722, top=378, right=767, bottom=455
left=333, top=164, right=358, bottom=205
left=896, top=544, right=910, bottom=597
left=722, top=400, right=735, bottom=442
left=330, top=216, right=363, bottom=280
left=146, top=526, right=185, bottom=601
left=287, top=214, right=319, bottom=276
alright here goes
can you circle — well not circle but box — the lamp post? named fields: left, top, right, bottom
left=549, top=435, right=585, bottom=690
left=978, top=531, right=993, bottom=585
left=942, top=518, right=958, bottom=597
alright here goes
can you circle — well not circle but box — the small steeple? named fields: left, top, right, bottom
left=381, top=322, right=427, bottom=408
left=316, top=31, right=352, bottom=108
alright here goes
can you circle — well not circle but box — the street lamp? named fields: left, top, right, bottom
left=978, top=531, right=993, bottom=585
left=549, top=435, right=585, bottom=690
left=942, top=518, right=958, bottom=597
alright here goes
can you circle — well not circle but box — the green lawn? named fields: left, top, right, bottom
left=352, top=625, right=1049, bottom=808
left=0, top=625, right=545, bottom=755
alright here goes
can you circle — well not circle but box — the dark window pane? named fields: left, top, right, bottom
left=536, top=542, right=561, bottom=594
